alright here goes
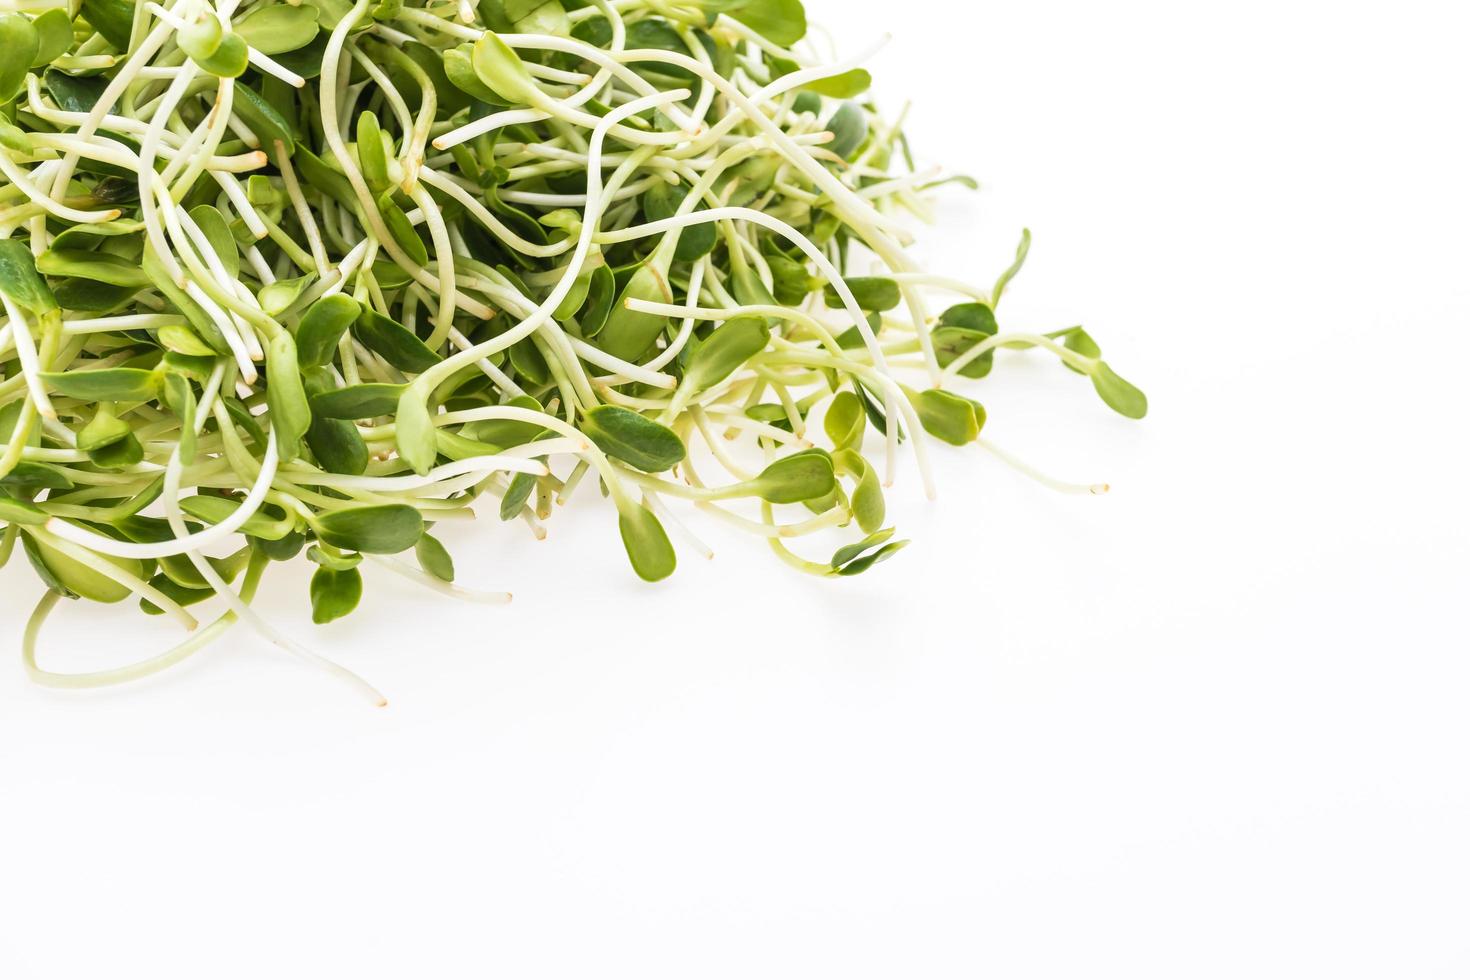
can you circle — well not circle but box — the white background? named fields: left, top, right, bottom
left=3, top=1, right=1468, bottom=976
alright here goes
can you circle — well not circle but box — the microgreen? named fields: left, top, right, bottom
left=0, top=0, right=1145, bottom=700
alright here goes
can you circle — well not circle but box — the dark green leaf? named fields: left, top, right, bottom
left=582, top=405, right=686, bottom=473
left=825, top=101, right=867, bottom=160
left=578, top=263, right=616, bottom=336
left=499, top=470, right=536, bottom=520
left=296, top=293, right=360, bottom=367
left=80, top=0, right=136, bottom=50
left=310, top=382, right=405, bottom=419
left=932, top=302, right=998, bottom=378
left=642, top=181, right=716, bottom=262
left=0, top=240, right=58, bottom=315
left=596, top=263, right=670, bottom=360
left=0, top=462, right=73, bottom=490
left=683, top=316, right=770, bottom=393
left=305, top=415, right=369, bottom=475
left=825, top=276, right=900, bottom=312
left=314, top=504, right=424, bottom=554
left=310, top=566, right=363, bottom=623
left=353, top=307, right=442, bottom=373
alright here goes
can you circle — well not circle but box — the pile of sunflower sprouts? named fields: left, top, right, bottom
left=0, top=0, right=1147, bottom=701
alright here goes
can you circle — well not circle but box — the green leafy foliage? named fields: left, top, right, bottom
left=0, top=0, right=1145, bottom=673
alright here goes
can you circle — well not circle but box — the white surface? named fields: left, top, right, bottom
left=3, top=2, right=1468, bottom=976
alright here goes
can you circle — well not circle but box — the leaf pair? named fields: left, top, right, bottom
left=828, top=528, right=907, bottom=577
left=1044, top=326, right=1149, bottom=419
left=909, top=388, right=986, bottom=446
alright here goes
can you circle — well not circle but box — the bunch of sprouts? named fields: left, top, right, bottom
left=0, top=0, right=1146, bottom=700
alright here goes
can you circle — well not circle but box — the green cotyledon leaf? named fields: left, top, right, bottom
left=258, top=273, right=316, bottom=317
left=79, top=0, right=136, bottom=51
left=681, top=317, right=771, bottom=394
left=617, top=502, right=676, bottom=582
left=581, top=405, right=685, bottom=473
left=356, top=110, right=392, bottom=194
left=187, top=204, right=240, bottom=279
left=301, top=367, right=368, bottom=475
left=908, top=388, right=985, bottom=446
left=415, top=533, right=454, bottom=582
left=641, top=181, right=717, bottom=262
left=310, top=565, right=363, bottom=623
left=30, top=9, right=73, bottom=67
left=313, top=504, right=424, bottom=554
left=296, top=294, right=361, bottom=367
left=178, top=496, right=293, bottom=540
left=499, top=470, right=537, bottom=521
left=834, top=448, right=883, bottom=534
left=36, top=249, right=151, bottom=288
left=824, top=276, right=900, bottom=312
left=264, top=331, right=312, bottom=461
left=471, top=31, right=538, bottom=103
left=310, top=382, right=405, bottom=420
left=1090, top=361, right=1148, bottom=419
left=235, top=3, right=321, bottom=55
left=394, top=388, right=439, bottom=476
left=40, top=368, right=160, bottom=402
left=233, top=83, right=296, bottom=156
left=932, top=302, right=999, bottom=379
left=0, top=240, right=58, bottom=315
left=800, top=68, right=870, bottom=99
left=596, top=262, right=672, bottom=361
left=825, top=101, right=867, bottom=160
left=748, top=451, right=835, bottom=504
left=721, top=0, right=807, bottom=46
left=353, top=307, right=442, bottom=373
left=23, top=532, right=147, bottom=603
left=461, top=395, right=544, bottom=447
left=0, top=14, right=39, bottom=103
left=823, top=390, right=865, bottom=451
